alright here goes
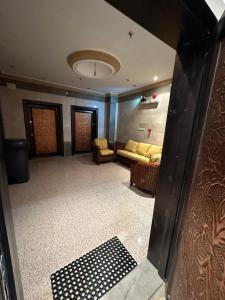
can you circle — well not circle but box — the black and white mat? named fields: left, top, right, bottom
left=51, top=236, right=137, bottom=300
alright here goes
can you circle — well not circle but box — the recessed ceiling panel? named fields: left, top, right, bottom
left=0, top=0, right=176, bottom=94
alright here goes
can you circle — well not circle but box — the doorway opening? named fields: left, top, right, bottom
left=23, top=100, right=64, bottom=158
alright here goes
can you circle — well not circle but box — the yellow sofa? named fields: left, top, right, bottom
left=116, top=139, right=162, bottom=166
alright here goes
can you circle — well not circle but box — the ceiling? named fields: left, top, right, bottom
left=205, top=0, right=225, bottom=20
left=0, top=0, right=176, bottom=94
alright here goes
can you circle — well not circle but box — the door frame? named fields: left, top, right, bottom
left=23, top=100, right=64, bottom=158
left=106, top=0, right=218, bottom=284
left=0, top=108, right=20, bottom=299
left=71, top=105, right=98, bottom=155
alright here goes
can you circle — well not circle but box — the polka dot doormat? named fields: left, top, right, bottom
left=50, top=236, right=137, bottom=300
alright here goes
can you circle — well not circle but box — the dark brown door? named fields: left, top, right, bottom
left=32, top=108, right=57, bottom=154
left=71, top=106, right=98, bottom=154
left=23, top=101, right=63, bottom=157
left=168, top=28, right=225, bottom=300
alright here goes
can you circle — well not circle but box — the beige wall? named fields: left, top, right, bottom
left=117, top=85, right=171, bottom=145
left=0, top=87, right=106, bottom=155
left=0, top=84, right=171, bottom=153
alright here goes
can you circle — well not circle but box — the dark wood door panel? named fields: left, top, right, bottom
left=74, top=112, right=92, bottom=152
left=148, top=38, right=215, bottom=279
left=168, top=37, right=225, bottom=300
left=71, top=106, right=98, bottom=154
left=23, top=100, right=64, bottom=158
left=32, top=108, right=57, bottom=154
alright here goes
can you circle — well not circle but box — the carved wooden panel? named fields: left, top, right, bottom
left=32, top=108, right=57, bottom=154
left=170, top=41, right=225, bottom=299
left=74, top=112, right=92, bottom=152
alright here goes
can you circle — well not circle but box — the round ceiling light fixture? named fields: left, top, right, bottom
left=68, top=50, right=121, bottom=79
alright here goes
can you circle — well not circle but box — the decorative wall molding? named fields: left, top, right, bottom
left=119, top=79, right=172, bottom=98
left=0, top=73, right=105, bottom=102
left=119, top=80, right=171, bottom=103
left=0, top=73, right=172, bottom=103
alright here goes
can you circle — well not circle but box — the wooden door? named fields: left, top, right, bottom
left=23, top=101, right=63, bottom=157
left=71, top=106, right=98, bottom=154
left=74, top=111, right=92, bottom=152
left=32, top=108, right=57, bottom=154
left=168, top=30, right=225, bottom=300
left=106, top=0, right=219, bottom=296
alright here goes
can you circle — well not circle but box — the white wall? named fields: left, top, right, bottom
left=117, top=85, right=171, bottom=146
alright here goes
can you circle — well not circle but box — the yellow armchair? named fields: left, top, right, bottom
left=93, top=138, right=115, bottom=164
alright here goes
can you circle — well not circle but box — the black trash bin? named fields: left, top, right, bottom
left=4, top=139, right=29, bottom=184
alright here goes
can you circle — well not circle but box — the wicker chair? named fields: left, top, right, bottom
left=92, top=138, right=115, bottom=164
left=130, top=161, right=160, bottom=195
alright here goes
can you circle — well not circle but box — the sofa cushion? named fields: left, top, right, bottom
left=137, top=142, right=151, bottom=157
left=135, top=154, right=151, bottom=163
left=147, top=145, right=162, bottom=157
left=95, top=138, right=108, bottom=150
left=117, top=149, right=150, bottom=163
left=100, top=149, right=114, bottom=156
left=117, top=149, right=131, bottom=158
left=150, top=153, right=162, bottom=162
left=125, top=139, right=139, bottom=153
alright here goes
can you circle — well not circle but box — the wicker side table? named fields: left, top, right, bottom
left=130, top=161, right=160, bottom=195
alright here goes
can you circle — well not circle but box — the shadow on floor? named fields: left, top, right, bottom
left=114, top=161, right=130, bottom=171
left=74, top=154, right=95, bottom=165
left=122, top=181, right=153, bottom=198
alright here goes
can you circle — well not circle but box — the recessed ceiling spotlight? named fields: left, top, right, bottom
left=153, top=76, right=159, bottom=81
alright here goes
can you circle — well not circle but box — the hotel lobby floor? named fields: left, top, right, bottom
left=9, top=154, right=155, bottom=300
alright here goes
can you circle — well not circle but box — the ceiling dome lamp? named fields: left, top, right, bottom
left=68, top=50, right=121, bottom=79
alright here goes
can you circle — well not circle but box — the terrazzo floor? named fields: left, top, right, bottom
left=9, top=154, right=155, bottom=300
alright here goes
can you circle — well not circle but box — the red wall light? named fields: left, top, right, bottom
left=152, top=92, right=158, bottom=99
